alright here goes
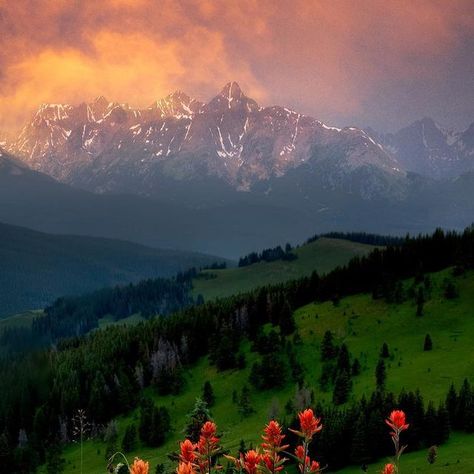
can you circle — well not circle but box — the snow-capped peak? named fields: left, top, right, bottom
left=219, top=81, right=244, bottom=101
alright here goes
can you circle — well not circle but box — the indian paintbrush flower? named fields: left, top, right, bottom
left=180, top=439, right=196, bottom=463
left=381, top=463, right=396, bottom=474
left=177, top=462, right=196, bottom=474
left=130, top=458, right=150, bottom=474
left=385, top=410, right=409, bottom=434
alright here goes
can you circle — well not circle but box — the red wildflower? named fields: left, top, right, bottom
left=385, top=410, right=409, bottom=432
left=197, top=421, right=220, bottom=455
left=180, top=439, right=196, bottom=463
left=177, top=462, right=195, bottom=474
left=130, top=458, right=149, bottom=474
left=201, top=421, right=217, bottom=440
left=298, top=409, right=322, bottom=439
left=308, top=460, right=320, bottom=473
left=294, top=445, right=305, bottom=461
left=381, top=463, right=396, bottom=474
left=242, top=450, right=261, bottom=474
left=262, top=452, right=286, bottom=472
left=262, top=420, right=285, bottom=448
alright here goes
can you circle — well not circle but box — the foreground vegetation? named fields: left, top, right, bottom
left=1, top=228, right=473, bottom=472
left=52, top=264, right=474, bottom=473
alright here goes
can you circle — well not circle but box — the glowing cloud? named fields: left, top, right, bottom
left=0, top=0, right=472, bottom=134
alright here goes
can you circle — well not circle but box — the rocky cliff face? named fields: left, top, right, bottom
left=9, top=82, right=402, bottom=197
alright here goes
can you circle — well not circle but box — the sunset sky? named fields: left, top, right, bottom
left=1, top=0, right=473, bottom=134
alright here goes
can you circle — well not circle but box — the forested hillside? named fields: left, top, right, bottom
left=0, top=222, right=226, bottom=317
left=0, top=228, right=473, bottom=472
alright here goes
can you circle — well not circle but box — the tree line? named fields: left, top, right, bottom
left=238, top=244, right=296, bottom=267
left=307, top=231, right=405, bottom=247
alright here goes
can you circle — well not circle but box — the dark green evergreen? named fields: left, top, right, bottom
left=202, top=381, right=215, bottom=407
left=423, top=334, right=433, bottom=351
left=375, top=359, right=386, bottom=391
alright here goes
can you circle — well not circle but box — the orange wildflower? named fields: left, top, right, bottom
left=298, top=409, right=322, bottom=439
left=130, top=458, right=149, bottom=474
left=381, top=463, right=396, bottom=474
left=242, top=450, right=261, bottom=474
left=177, top=462, right=195, bottom=474
left=180, top=439, right=196, bottom=463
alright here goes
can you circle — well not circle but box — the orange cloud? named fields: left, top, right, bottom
left=0, top=0, right=472, bottom=134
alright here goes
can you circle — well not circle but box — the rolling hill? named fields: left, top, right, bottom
left=0, top=222, right=226, bottom=317
left=193, top=237, right=378, bottom=300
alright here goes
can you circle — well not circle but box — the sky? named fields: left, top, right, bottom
left=0, top=0, right=473, bottom=135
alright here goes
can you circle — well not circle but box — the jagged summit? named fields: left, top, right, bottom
left=219, top=81, right=244, bottom=100
left=206, top=81, right=259, bottom=113
left=93, top=96, right=109, bottom=106
left=151, top=90, right=202, bottom=119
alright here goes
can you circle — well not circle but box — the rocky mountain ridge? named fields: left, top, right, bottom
left=6, top=82, right=402, bottom=196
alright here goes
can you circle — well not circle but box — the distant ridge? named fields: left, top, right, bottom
left=0, top=221, right=227, bottom=317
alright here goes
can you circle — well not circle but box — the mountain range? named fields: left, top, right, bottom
left=369, top=117, right=474, bottom=179
left=4, top=82, right=474, bottom=201
left=1, top=83, right=473, bottom=260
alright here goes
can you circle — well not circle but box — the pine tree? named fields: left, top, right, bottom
left=337, top=343, right=351, bottom=373
left=321, top=330, right=336, bottom=361
left=184, top=399, right=211, bottom=442
left=350, top=414, right=370, bottom=465
left=139, top=399, right=170, bottom=446
left=445, top=383, right=458, bottom=426
left=456, top=379, right=472, bottom=431
left=138, top=398, right=154, bottom=445
left=238, top=385, right=254, bottom=418
left=423, top=402, right=438, bottom=446
left=121, top=424, right=137, bottom=453
left=202, top=381, right=215, bottom=407
left=436, top=403, right=450, bottom=444
left=351, top=358, right=361, bottom=376
left=279, top=300, right=295, bottom=335
left=380, top=342, right=389, bottom=358
left=423, top=334, right=433, bottom=351
left=375, top=359, right=386, bottom=391
left=333, top=371, right=352, bottom=405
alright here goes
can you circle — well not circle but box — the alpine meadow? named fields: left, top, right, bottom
left=0, top=1, right=473, bottom=474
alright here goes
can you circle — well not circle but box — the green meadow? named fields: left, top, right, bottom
left=55, top=267, right=474, bottom=473
left=193, top=238, right=377, bottom=301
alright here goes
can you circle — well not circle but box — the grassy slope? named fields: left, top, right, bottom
left=56, top=267, right=474, bottom=473
left=193, top=238, right=377, bottom=300
left=0, top=310, right=42, bottom=330
left=2, top=238, right=373, bottom=333
left=339, top=432, right=473, bottom=473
